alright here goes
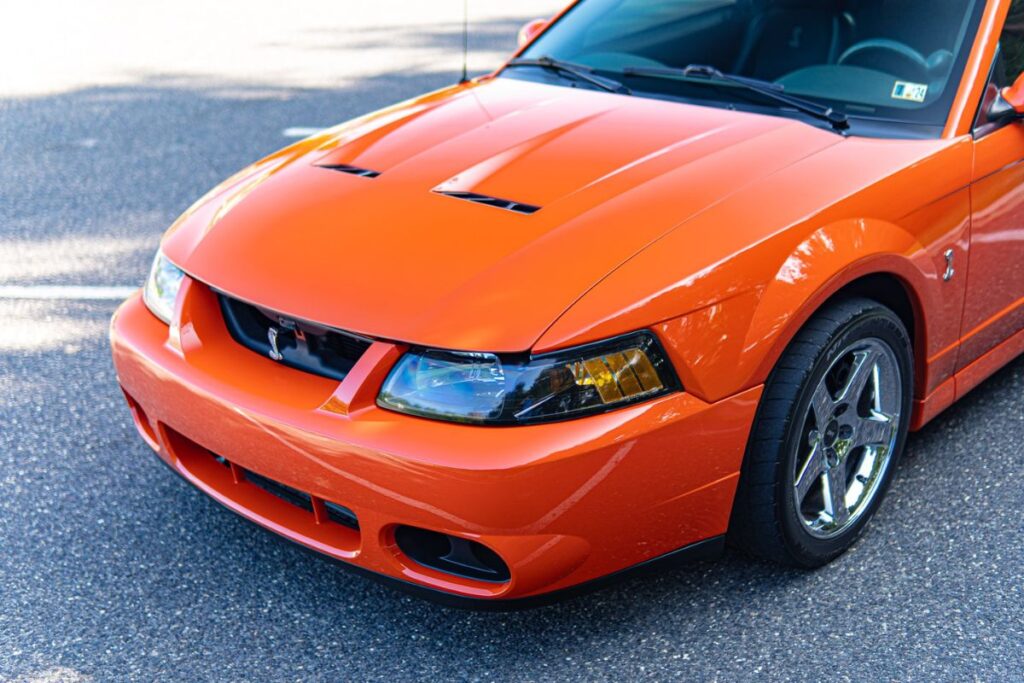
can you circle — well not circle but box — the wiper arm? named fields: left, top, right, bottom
left=621, top=63, right=849, bottom=132
left=506, top=56, right=632, bottom=95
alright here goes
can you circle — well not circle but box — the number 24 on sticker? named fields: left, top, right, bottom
left=892, top=81, right=928, bottom=103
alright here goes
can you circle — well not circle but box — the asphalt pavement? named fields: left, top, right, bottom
left=2, top=2, right=1023, bottom=681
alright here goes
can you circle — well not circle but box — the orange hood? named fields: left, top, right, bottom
left=162, top=77, right=843, bottom=352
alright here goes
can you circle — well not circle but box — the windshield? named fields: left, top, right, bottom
left=509, top=0, right=985, bottom=135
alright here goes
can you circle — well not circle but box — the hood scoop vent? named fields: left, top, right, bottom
left=434, top=190, right=540, bottom=215
left=317, top=163, right=381, bottom=178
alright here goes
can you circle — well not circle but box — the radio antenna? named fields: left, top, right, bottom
left=459, top=0, right=470, bottom=83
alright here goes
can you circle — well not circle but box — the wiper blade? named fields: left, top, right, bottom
left=621, top=63, right=849, bottom=132
left=506, top=56, right=632, bottom=95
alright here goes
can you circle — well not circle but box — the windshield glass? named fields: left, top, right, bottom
left=510, top=0, right=985, bottom=134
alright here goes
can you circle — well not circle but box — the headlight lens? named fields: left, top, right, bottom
left=143, top=250, right=186, bottom=324
left=377, top=332, right=680, bottom=425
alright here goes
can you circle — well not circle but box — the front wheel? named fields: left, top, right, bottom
left=729, top=298, right=913, bottom=567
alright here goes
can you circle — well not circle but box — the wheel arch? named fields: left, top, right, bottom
left=662, top=216, right=946, bottom=408
left=820, top=272, right=923, bottom=381
left=742, top=226, right=942, bottom=409
left=762, top=270, right=928, bottom=400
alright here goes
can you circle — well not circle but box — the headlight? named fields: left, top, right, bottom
left=377, top=332, right=680, bottom=425
left=143, top=250, right=186, bottom=324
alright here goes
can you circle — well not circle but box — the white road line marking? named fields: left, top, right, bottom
left=0, top=285, right=138, bottom=301
left=282, top=127, right=324, bottom=138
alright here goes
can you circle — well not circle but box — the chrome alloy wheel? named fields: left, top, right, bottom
left=793, top=338, right=902, bottom=539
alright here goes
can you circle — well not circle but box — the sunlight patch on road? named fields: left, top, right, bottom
left=12, top=667, right=94, bottom=683
left=0, top=301, right=109, bottom=353
left=0, top=0, right=563, bottom=98
left=0, top=236, right=151, bottom=284
left=0, top=286, right=138, bottom=301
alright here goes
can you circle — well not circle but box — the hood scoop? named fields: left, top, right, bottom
left=434, top=190, right=540, bottom=215
left=316, top=163, right=381, bottom=179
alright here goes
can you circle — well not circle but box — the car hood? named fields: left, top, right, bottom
left=162, top=77, right=844, bottom=352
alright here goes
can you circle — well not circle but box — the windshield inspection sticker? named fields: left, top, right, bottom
left=892, top=81, right=928, bottom=103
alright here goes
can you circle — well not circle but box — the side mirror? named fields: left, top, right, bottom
left=1003, top=71, right=1024, bottom=114
left=517, top=18, right=549, bottom=48
left=991, top=71, right=1024, bottom=123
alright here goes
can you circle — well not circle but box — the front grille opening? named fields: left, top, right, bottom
left=164, top=426, right=361, bottom=533
left=434, top=190, right=540, bottom=215
left=316, top=163, right=381, bottom=178
left=242, top=467, right=359, bottom=530
left=323, top=500, right=360, bottom=529
left=394, top=526, right=510, bottom=583
left=245, top=469, right=314, bottom=513
left=218, top=294, right=373, bottom=382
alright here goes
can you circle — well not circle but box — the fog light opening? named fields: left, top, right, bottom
left=394, top=526, right=510, bottom=583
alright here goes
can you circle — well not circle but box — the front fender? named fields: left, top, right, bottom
left=662, top=210, right=967, bottom=404
left=740, top=221, right=933, bottom=397
left=540, top=208, right=968, bottom=406
left=739, top=184, right=971, bottom=396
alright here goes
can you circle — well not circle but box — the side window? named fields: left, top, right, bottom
left=1000, top=3, right=1024, bottom=84
left=977, top=1, right=1024, bottom=130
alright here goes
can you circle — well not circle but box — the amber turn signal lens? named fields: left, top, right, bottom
left=569, top=349, right=664, bottom=404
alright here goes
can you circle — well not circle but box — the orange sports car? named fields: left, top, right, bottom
left=111, top=0, right=1024, bottom=606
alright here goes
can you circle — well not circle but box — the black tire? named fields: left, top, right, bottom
left=728, top=297, right=914, bottom=567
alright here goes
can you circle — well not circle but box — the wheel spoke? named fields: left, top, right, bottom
left=810, top=382, right=835, bottom=427
left=852, top=412, right=894, bottom=449
left=823, top=464, right=850, bottom=526
left=795, top=442, right=826, bottom=501
left=836, top=347, right=880, bottom=404
left=870, top=363, right=884, bottom=413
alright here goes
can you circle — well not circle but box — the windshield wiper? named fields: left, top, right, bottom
left=621, top=64, right=849, bottom=132
left=506, top=56, right=632, bottom=95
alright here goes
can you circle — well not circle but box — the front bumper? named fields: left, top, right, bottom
left=110, top=278, right=762, bottom=603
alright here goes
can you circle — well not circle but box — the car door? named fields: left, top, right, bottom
left=960, top=3, right=1024, bottom=381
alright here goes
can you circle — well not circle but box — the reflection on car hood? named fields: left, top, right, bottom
left=162, top=77, right=844, bottom=352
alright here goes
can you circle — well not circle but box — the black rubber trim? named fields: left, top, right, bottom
left=147, top=449, right=724, bottom=609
